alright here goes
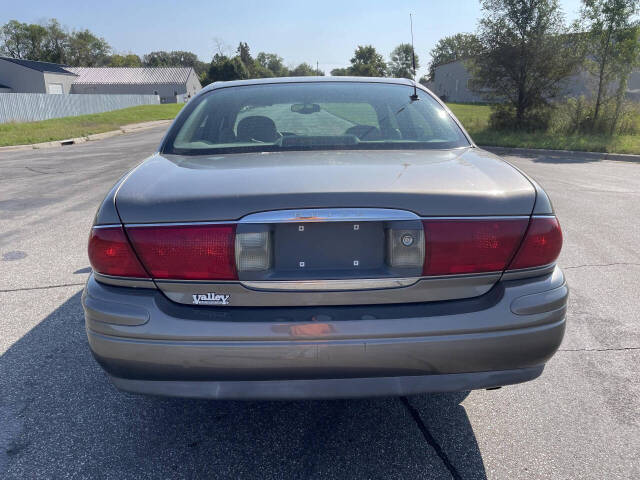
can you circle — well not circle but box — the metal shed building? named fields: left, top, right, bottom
left=67, top=67, right=202, bottom=103
left=431, top=58, right=639, bottom=104
left=0, top=57, right=78, bottom=94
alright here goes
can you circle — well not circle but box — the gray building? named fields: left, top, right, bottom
left=431, top=58, right=639, bottom=103
left=430, top=59, right=484, bottom=103
left=0, top=57, right=78, bottom=94
left=67, top=67, right=202, bottom=103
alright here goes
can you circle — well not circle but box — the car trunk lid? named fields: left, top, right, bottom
left=115, top=148, right=535, bottom=223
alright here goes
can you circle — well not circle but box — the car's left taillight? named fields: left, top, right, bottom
left=89, top=224, right=238, bottom=280
left=88, top=226, right=150, bottom=278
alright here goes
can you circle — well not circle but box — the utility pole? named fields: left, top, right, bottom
left=316, top=61, right=319, bottom=76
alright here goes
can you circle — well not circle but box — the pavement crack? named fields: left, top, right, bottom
left=24, top=166, right=51, bottom=175
left=563, top=262, right=640, bottom=270
left=0, top=282, right=85, bottom=293
left=559, top=346, right=640, bottom=352
left=400, top=397, right=463, bottom=480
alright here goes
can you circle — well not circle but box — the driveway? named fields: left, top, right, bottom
left=0, top=128, right=638, bottom=479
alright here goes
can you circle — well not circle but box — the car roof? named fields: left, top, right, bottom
left=201, top=76, right=418, bottom=94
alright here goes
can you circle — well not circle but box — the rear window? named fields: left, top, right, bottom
left=163, top=82, right=470, bottom=155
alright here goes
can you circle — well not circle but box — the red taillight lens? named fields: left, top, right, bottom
left=508, top=217, right=562, bottom=270
left=422, top=219, right=528, bottom=275
left=88, top=227, right=149, bottom=278
left=126, top=225, right=237, bottom=280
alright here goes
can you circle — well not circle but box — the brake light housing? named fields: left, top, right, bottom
left=508, top=216, right=562, bottom=270
left=422, top=219, right=528, bottom=276
left=126, top=224, right=237, bottom=280
left=88, top=226, right=149, bottom=278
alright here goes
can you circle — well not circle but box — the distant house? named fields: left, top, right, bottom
left=431, top=58, right=640, bottom=103
left=0, top=57, right=78, bottom=94
left=67, top=67, right=202, bottom=103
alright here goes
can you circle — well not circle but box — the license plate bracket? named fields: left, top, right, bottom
left=273, top=221, right=384, bottom=276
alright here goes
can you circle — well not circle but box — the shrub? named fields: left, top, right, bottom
left=549, top=97, right=640, bottom=136
left=489, top=105, right=552, bottom=132
left=549, top=97, right=591, bottom=134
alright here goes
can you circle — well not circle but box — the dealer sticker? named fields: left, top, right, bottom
left=192, top=292, right=230, bottom=305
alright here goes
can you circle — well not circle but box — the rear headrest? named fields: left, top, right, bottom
left=236, top=116, right=279, bottom=142
left=345, top=124, right=382, bottom=140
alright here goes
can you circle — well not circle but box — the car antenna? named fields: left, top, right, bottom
left=409, top=13, right=419, bottom=101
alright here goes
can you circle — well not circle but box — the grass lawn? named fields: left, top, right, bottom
left=447, top=103, right=640, bottom=155
left=2, top=100, right=638, bottom=154
left=0, top=104, right=183, bottom=147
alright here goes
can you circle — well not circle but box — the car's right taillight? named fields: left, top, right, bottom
left=420, top=216, right=562, bottom=276
left=422, top=219, right=529, bottom=275
left=507, top=216, right=563, bottom=270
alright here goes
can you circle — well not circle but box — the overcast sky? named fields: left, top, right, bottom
left=4, top=0, right=584, bottom=77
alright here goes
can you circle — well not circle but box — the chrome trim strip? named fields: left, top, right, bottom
left=154, top=279, right=238, bottom=285
left=94, top=272, right=156, bottom=289
left=125, top=221, right=237, bottom=227
left=502, top=263, right=556, bottom=281
left=239, top=208, right=420, bottom=223
left=157, top=274, right=501, bottom=307
left=241, top=277, right=420, bottom=291
left=92, top=224, right=121, bottom=229
left=421, top=216, right=530, bottom=221
left=122, top=214, right=535, bottom=228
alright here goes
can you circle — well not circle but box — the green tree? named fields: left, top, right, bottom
left=388, top=43, right=419, bottom=79
left=472, top=0, right=582, bottom=129
left=427, top=33, right=482, bottom=81
left=0, top=18, right=116, bottom=66
left=207, top=54, right=249, bottom=82
left=0, top=20, right=48, bottom=60
left=142, top=50, right=207, bottom=75
left=349, top=45, right=387, bottom=76
left=250, top=61, right=275, bottom=78
left=580, top=0, right=640, bottom=132
left=108, top=53, right=142, bottom=67
left=236, top=42, right=252, bottom=68
left=330, top=67, right=350, bottom=76
left=256, top=52, right=289, bottom=76
left=289, top=62, right=323, bottom=76
left=66, top=29, right=110, bottom=66
left=0, top=20, right=28, bottom=58
left=142, top=51, right=171, bottom=66
left=42, top=19, right=68, bottom=64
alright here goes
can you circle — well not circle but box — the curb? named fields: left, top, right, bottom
left=0, top=120, right=172, bottom=152
left=482, top=145, right=640, bottom=163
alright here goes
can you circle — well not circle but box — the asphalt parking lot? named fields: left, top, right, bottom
left=1, top=128, right=638, bottom=479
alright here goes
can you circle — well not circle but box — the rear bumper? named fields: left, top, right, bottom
left=83, top=267, right=568, bottom=399
left=110, top=367, right=544, bottom=400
